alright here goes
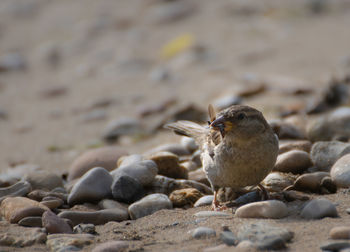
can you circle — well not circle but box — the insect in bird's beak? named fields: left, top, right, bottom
left=210, top=117, right=230, bottom=138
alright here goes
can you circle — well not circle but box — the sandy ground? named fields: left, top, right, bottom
left=1, top=0, right=350, bottom=251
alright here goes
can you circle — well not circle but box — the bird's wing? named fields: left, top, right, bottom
left=164, top=120, right=208, bottom=149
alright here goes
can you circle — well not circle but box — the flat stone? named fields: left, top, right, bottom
left=98, top=199, right=128, bottom=210
left=24, top=170, right=63, bottom=190
left=192, top=227, right=216, bottom=239
left=290, top=172, right=334, bottom=193
left=311, top=141, right=350, bottom=171
left=68, top=167, right=113, bottom=205
left=92, top=240, right=129, bottom=252
left=58, top=208, right=129, bottom=226
left=111, top=174, right=145, bottom=204
left=0, top=197, right=49, bottom=223
left=330, top=226, right=350, bottom=239
left=46, top=233, right=95, bottom=252
left=273, top=150, right=312, bottom=174
left=41, top=198, right=64, bottom=209
left=169, top=188, right=203, bottom=207
left=68, top=146, right=127, bottom=181
left=42, top=210, right=73, bottom=234
left=0, top=181, right=32, bottom=202
left=128, top=193, right=172, bottom=219
left=320, top=240, right=350, bottom=251
left=18, top=216, right=43, bottom=227
left=301, top=198, right=338, bottom=219
left=28, top=189, right=67, bottom=202
left=194, top=195, right=214, bottom=207
left=331, top=153, right=350, bottom=188
left=149, top=151, right=188, bottom=179
left=194, top=211, right=230, bottom=217
left=262, top=172, right=296, bottom=192
left=270, top=120, right=306, bottom=140
left=220, top=231, right=237, bottom=246
left=117, top=154, right=143, bottom=167
left=278, top=140, right=312, bottom=154
left=235, top=200, right=288, bottom=219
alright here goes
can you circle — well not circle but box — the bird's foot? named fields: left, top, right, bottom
left=211, top=191, right=227, bottom=211
left=258, top=183, right=269, bottom=200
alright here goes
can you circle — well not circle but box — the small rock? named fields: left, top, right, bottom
left=301, top=198, right=338, bottom=219
left=42, top=210, right=73, bottom=234
left=46, top=233, right=95, bottom=252
left=111, top=174, right=145, bottom=204
left=111, top=160, right=158, bottom=186
left=262, top=172, right=296, bottom=192
left=181, top=136, right=199, bottom=153
left=117, top=154, right=143, bottom=167
left=73, top=224, right=96, bottom=235
left=146, top=144, right=191, bottom=156
left=270, top=120, right=306, bottom=140
left=169, top=188, right=203, bottom=207
left=188, top=169, right=210, bottom=186
left=98, top=199, right=128, bottom=210
left=92, top=240, right=128, bottom=252
left=212, top=95, right=242, bottom=111
left=257, top=236, right=286, bottom=250
left=24, top=170, right=63, bottom=190
left=181, top=161, right=198, bottom=172
left=128, top=193, right=172, bottom=219
left=331, top=153, right=350, bottom=188
left=279, top=140, right=312, bottom=154
left=149, top=151, right=188, bottom=179
left=311, top=141, right=350, bottom=171
left=0, top=197, right=49, bottom=223
left=0, top=181, right=31, bottom=202
left=320, top=240, right=350, bottom=251
left=58, top=209, right=129, bottom=226
left=41, top=198, right=64, bottom=209
left=102, top=117, right=143, bottom=143
left=194, top=195, right=214, bottom=207
left=330, top=226, right=350, bottom=239
left=10, top=206, right=47, bottom=224
left=235, top=200, right=288, bottom=219
left=68, top=167, right=113, bottom=205
left=273, top=150, right=312, bottom=174
left=289, top=172, right=334, bottom=193
left=220, top=230, right=237, bottom=246
left=0, top=53, right=27, bottom=72
left=0, top=164, right=39, bottom=186
left=235, top=240, right=256, bottom=250
left=193, top=211, right=229, bottom=217
left=18, top=216, right=43, bottom=227
left=68, top=146, right=127, bottom=181
left=191, top=227, right=216, bottom=239
left=28, top=189, right=67, bottom=202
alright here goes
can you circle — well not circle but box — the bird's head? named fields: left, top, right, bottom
left=210, top=105, right=269, bottom=139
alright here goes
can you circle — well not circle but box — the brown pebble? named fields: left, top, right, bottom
left=330, top=226, right=350, bottom=239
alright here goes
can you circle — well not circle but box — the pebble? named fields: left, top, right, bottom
left=181, top=161, right=198, bottom=172
left=301, top=198, right=338, bottom=219
left=220, top=230, right=237, bottom=246
left=102, top=117, right=143, bottom=143
left=98, top=199, right=128, bottom=210
left=111, top=174, right=145, bottom=203
left=73, top=224, right=96, bottom=235
left=28, top=189, right=67, bottom=202
left=279, top=140, right=312, bottom=154
left=289, top=172, right=335, bottom=193
left=0, top=164, right=39, bottom=186
left=24, top=170, right=63, bottom=190
left=18, top=216, right=43, bottom=227
left=262, top=172, right=296, bottom=192
left=331, top=154, right=350, bottom=188
left=0, top=52, right=27, bottom=72
left=330, top=226, right=350, bottom=239
left=169, top=188, right=203, bottom=207
left=311, top=141, right=350, bottom=171
left=308, top=107, right=350, bottom=142
left=181, top=136, right=199, bottom=153
left=149, top=151, right=188, bottom=179
left=320, top=240, right=350, bottom=251
left=41, top=198, right=64, bottom=209
left=146, top=144, right=191, bottom=156
left=194, top=195, right=214, bottom=207
left=58, top=208, right=129, bottom=226
left=0, top=197, right=49, bottom=223
left=46, top=233, right=95, bottom=252
left=128, top=193, right=173, bottom=220
left=111, top=160, right=158, bottom=186
left=191, top=227, right=216, bottom=239
left=193, top=211, right=230, bottom=217
left=270, top=120, right=306, bottom=140
left=42, top=210, right=73, bottom=234
left=10, top=206, right=47, bottom=224
left=188, top=169, right=210, bottom=186
left=237, top=222, right=293, bottom=248
left=68, top=146, right=127, bottom=181
left=92, top=240, right=129, bottom=252
left=117, top=154, right=143, bottom=167
left=235, top=200, right=288, bottom=219
left=235, top=240, right=256, bottom=250
left=68, top=167, right=113, bottom=205
left=212, top=95, right=242, bottom=110
left=0, top=181, right=32, bottom=202
left=273, top=150, right=312, bottom=174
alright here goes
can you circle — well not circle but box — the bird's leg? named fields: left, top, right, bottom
left=211, top=190, right=227, bottom=211
left=258, top=183, right=269, bottom=200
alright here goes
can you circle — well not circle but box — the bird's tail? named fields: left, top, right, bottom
left=164, top=120, right=207, bottom=140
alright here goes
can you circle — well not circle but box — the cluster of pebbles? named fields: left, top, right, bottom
left=3, top=82, right=350, bottom=251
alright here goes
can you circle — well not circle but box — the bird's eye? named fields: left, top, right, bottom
left=237, top=113, right=246, bottom=120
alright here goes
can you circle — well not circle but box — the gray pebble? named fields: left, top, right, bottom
left=18, top=216, right=43, bottom=227
left=220, top=231, right=237, bottom=246
left=194, top=211, right=230, bottom=217
left=0, top=181, right=31, bottom=203
left=331, top=154, right=350, bottom=188
left=111, top=174, right=145, bottom=203
left=320, top=240, right=350, bottom=251
left=192, top=227, right=216, bottom=239
left=194, top=195, right=214, bottom=207
left=301, top=198, right=338, bottom=219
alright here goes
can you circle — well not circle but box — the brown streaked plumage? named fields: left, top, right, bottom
left=165, top=104, right=279, bottom=210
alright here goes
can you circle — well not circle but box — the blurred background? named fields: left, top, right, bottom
left=1, top=0, right=350, bottom=176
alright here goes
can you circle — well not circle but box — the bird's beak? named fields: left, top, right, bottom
left=210, top=117, right=233, bottom=138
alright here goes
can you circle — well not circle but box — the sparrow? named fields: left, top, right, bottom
left=165, top=104, right=279, bottom=210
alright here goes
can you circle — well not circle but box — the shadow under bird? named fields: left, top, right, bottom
left=165, top=104, right=279, bottom=210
